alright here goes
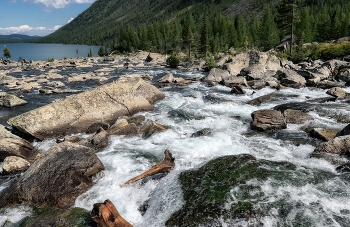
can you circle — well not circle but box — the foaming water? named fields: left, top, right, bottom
left=2, top=68, right=350, bottom=226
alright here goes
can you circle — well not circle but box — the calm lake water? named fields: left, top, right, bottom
left=0, top=43, right=102, bottom=61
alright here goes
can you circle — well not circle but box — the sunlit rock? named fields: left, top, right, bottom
left=0, top=92, right=27, bottom=107
left=8, top=77, right=165, bottom=140
left=251, top=109, right=286, bottom=131
left=2, top=156, right=30, bottom=174
left=0, top=125, right=35, bottom=161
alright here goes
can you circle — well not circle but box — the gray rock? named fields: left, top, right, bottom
left=191, top=128, right=212, bottom=137
left=224, top=76, right=248, bottom=88
left=46, top=81, right=65, bottom=88
left=202, top=68, right=231, bottom=83
left=231, top=85, right=246, bottom=94
left=0, top=92, right=27, bottom=107
left=0, top=142, right=104, bottom=209
left=251, top=109, right=287, bottom=131
left=247, top=93, right=282, bottom=106
left=0, top=125, right=35, bottom=161
left=277, top=69, right=306, bottom=88
left=140, top=120, right=167, bottom=139
left=326, top=87, right=348, bottom=99
left=313, top=135, right=350, bottom=155
left=336, top=69, right=350, bottom=83
left=60, top=128, right=109, bottom=152
left=159, top=73, right=174, bottom=83
left=8, top=77, right=165, bottom=140
left=310, top=128, right=339, bottom=141
left=109, top=122, right=139, bottom=137
left=222, top=52, right=250, bottom=76
left=2, top=156, right=30, bottom=174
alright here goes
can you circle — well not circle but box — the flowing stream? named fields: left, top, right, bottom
left=1, top=68, right=350, bottom=226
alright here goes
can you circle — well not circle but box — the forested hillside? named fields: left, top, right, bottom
left=38, top=0, right=350, bottom=56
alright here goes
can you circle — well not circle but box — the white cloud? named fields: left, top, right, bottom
left=24, top=0, right=96, bottom=9
left=68, top=18, right=74, bottom=23
left=0, top=24, right=62, bottom=36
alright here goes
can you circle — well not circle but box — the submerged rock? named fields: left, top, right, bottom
left=166, top=154, right=336, bottom=227
left=8, top=77, right=164, bottom=140
left=18, top=207, right=90, bottom=227
left=0, top=142, right=104, bottom=209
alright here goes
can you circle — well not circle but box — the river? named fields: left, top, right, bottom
left=0, top=67, right=350, bottom=226
left=0, top=43, right=102, bottom=61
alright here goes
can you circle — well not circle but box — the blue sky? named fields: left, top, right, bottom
left=0, top=0, right=96, bottom=36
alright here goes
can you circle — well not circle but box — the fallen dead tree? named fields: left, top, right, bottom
left=91, top=199, right=133, bottom=227
left=122, top=149, right=175, bottom=186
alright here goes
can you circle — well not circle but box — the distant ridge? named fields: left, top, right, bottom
left=0, top=34, right=41, bottom=42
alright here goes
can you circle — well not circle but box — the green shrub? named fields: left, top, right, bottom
left=203, top=56, right=217, bottom=72
left=47, top=57, right=55, bottom=62
left=166, top=53, right=181, bottom=68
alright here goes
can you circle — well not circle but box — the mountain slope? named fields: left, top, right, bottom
left=38, top=0, right=275, bottom=45
left=38, top=0, right=350, bottom=54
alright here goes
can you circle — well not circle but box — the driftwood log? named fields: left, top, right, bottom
left=91, top=199, right=132, bottom=227
left=122, top=149, right=175, bottom=186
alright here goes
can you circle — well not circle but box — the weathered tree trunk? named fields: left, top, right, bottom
left=122, top=149, right=175, bottom=186
left=91, top=199, right=132, bottom=227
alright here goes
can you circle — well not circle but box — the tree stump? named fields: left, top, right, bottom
left=122, top=149, right=175, bottom=186
left=90, top=199, right=132, bottom=227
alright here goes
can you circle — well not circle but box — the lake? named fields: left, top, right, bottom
left=0, top=43, right=102, bottom=61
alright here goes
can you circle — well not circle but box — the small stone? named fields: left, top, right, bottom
left=2, top=156, right=30, bottom=174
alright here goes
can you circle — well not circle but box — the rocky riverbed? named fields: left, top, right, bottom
left=0, top=50, right=350, bottom=226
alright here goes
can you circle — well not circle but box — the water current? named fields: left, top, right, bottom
left=1, top=67, right=350, bottom=226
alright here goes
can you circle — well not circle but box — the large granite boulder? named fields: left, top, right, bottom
left=251, top=109, right=287, bottom=131
left=0, top=92, right=27, bottom=107
left=0, top=142, right=104, bottom=209
left=8, top=77, right=165, bottom=140
left=0, top=125, right=35, bottom=161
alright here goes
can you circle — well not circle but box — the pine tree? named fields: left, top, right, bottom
left=98, top=46, right=105, bottom=57
left=3, top=46, right=11, bottom=60
left=199, top=10, right=210, bottom=58
left=259, top=8, right=279, bottom=51
left=276, top=0, right=299, bottom=54
left=182, top=15, right=195, bottom=59
left=88, top=48, right=93, bottom=57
